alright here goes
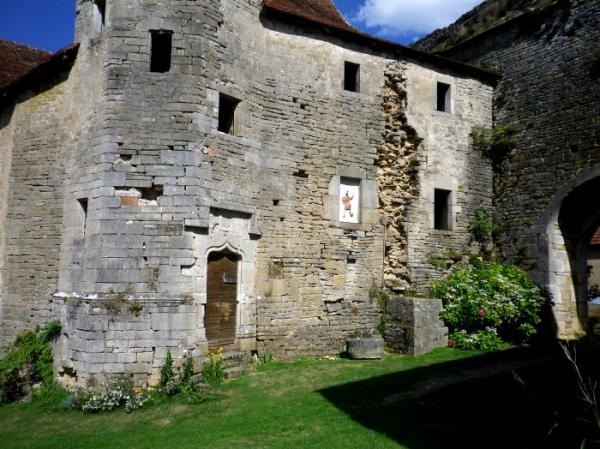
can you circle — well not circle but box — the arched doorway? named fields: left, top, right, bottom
left=548, top=176, right=600, bottom=338
left=205, top=250, right=241, bottom=350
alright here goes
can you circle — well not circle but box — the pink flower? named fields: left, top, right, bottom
left=477, top=309, right=485, bottom=318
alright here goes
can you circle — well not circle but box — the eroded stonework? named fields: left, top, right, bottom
left=0, top=0, right=494, bottom=385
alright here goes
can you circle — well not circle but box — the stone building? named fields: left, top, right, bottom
left=0, top=0, right=497, bottom=385
left=415, top=0, right=600, bottom=340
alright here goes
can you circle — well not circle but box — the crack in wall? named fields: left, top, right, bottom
left=378, top=62, right=423, bottom=292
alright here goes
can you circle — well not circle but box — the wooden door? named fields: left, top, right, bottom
left=205, top=251, right=239, bottom=350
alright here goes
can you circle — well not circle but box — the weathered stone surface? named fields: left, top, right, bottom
left=346, top=336, right=384, bottom=360
left=384, top=297, right=448, bottom=356
left=0, top=0, right=492, bottom=384
left=415, top=0, right=600, bottom=339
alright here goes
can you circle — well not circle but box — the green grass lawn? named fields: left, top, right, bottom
left=0, top=347, right=589, bottom=449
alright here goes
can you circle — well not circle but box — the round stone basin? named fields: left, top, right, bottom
left=346, top=336, right=384, bottom=360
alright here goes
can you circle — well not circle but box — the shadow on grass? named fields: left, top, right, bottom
left=319, top=346, right=592, bottom=449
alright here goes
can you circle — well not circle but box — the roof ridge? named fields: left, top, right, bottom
left=262, top=0, right=501, bottom=85
left=0, top=38, right=53, bottom=55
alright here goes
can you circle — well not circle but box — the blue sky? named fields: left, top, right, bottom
left=0, top=1, right=481, bottom=52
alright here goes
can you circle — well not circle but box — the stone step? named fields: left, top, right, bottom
left=196, top=351, right=251, bottom=372
left=224, top=365, right=249, bottom=380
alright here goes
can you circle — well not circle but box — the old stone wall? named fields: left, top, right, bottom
left=393, top=62, right=494, bottom=291
left=1, top=0, right=493, bottom=384
left=0, top=85, right=70, bottom=346
left=415, top=0, right=600, bottom=338
left=0, top=48, right=103, bottom=346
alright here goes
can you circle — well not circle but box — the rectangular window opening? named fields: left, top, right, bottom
left=140, top=185, right=163, bottom=201
left=150, top=30, right=173, bottom=73
left=218, top=93, right=241, bottom=135
left=437, top=82, right=451, bottom=113
left=77, top=198, right=89, bottom=238
left=94, top=0, right=106, bottom=26
left=434, top=189, right=452, bottom=230
left=344, top=62, right=360, bottom=92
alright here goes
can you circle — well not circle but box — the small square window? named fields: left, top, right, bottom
left=150, top=30, right=173, bottom=73
left=339, top=177, right=361, bottom=223
left=344, top=62, right=360, bottom=93
left=437, top=82, right=452, bottom=113
left=434, top=189, right=452, bottom=230
left=218, top=93, right=241, bottom=135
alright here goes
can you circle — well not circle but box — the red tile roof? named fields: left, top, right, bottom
left=263, top=0, right=356, bottom=33
left=0, top=39, right=52, bottom=90
left=1, top=43, right=79, bottom=99
left=262, top=0, right=501, bottom=85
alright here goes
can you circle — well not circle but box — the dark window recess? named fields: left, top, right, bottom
left=150, top=30, right=173, bottom=73
left=218, top=94, right=240, bottom=134
left=437, top=82, right=451, bottom=112
left=590, top=58, right=600, bottom=79
left=434, top=189, right=452, bottom=230
left=94, top=0, right=106, bottom=26
left=344, top=61, right=360, bottom=92
left=77, top=198, right=88, bottom=215
left=293, top=169, right=309, bottom=178
left=77, top=198, right=88, bottom=236
left=140, top=185, right=163, bottom=201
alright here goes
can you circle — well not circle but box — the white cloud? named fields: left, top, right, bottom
left=354, top=0, right=483, bottom=36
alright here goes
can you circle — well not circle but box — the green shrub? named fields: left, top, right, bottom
left=471, top=124, right=515, bottom=171
left=260, top=351, right=273, bottom=365
left=73, top=351, right=219, bottom=413
left=431, top=262, right=545, bottom=350
left=369, top=286, right=390, bottom=335
left=180, top=352, right=194, bottom=385
left=159, top=350, right=174, bottom=387
left=469, top=208, right=501, bottom=245
left=0, top=321, right=62, bottom=404
left=158, top=351, right=219, bottom=404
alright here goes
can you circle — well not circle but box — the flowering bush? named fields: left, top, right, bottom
left=202, top=348, right=225, bottom=385
left=431, top=262, right=545, bottom=350
left=71, top=351, right=220, bottom=413
left=448, top=329, right=503, bottom=351
left=73, top=377, right=152, bottom=413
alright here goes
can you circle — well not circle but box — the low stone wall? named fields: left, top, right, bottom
left=53, top=295, right=208, bottom=388
left=383, top=296, right=448, bottom=356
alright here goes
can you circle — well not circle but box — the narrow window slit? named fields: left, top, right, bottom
left=437, top=82, right=452, bottom=113
left=218, top=93, right=241, bottom=134
left=344, top=62, right=360, bottom=92
left=77, top=198, right=89, bottom=237
left=150, top=30, right=173, bottom=73
left=434, top=189, right=452, bottom=230
left=94, top=0, right=106, bottom=26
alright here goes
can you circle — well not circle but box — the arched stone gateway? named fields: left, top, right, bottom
left=537, top=170, right=600, bottom=340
